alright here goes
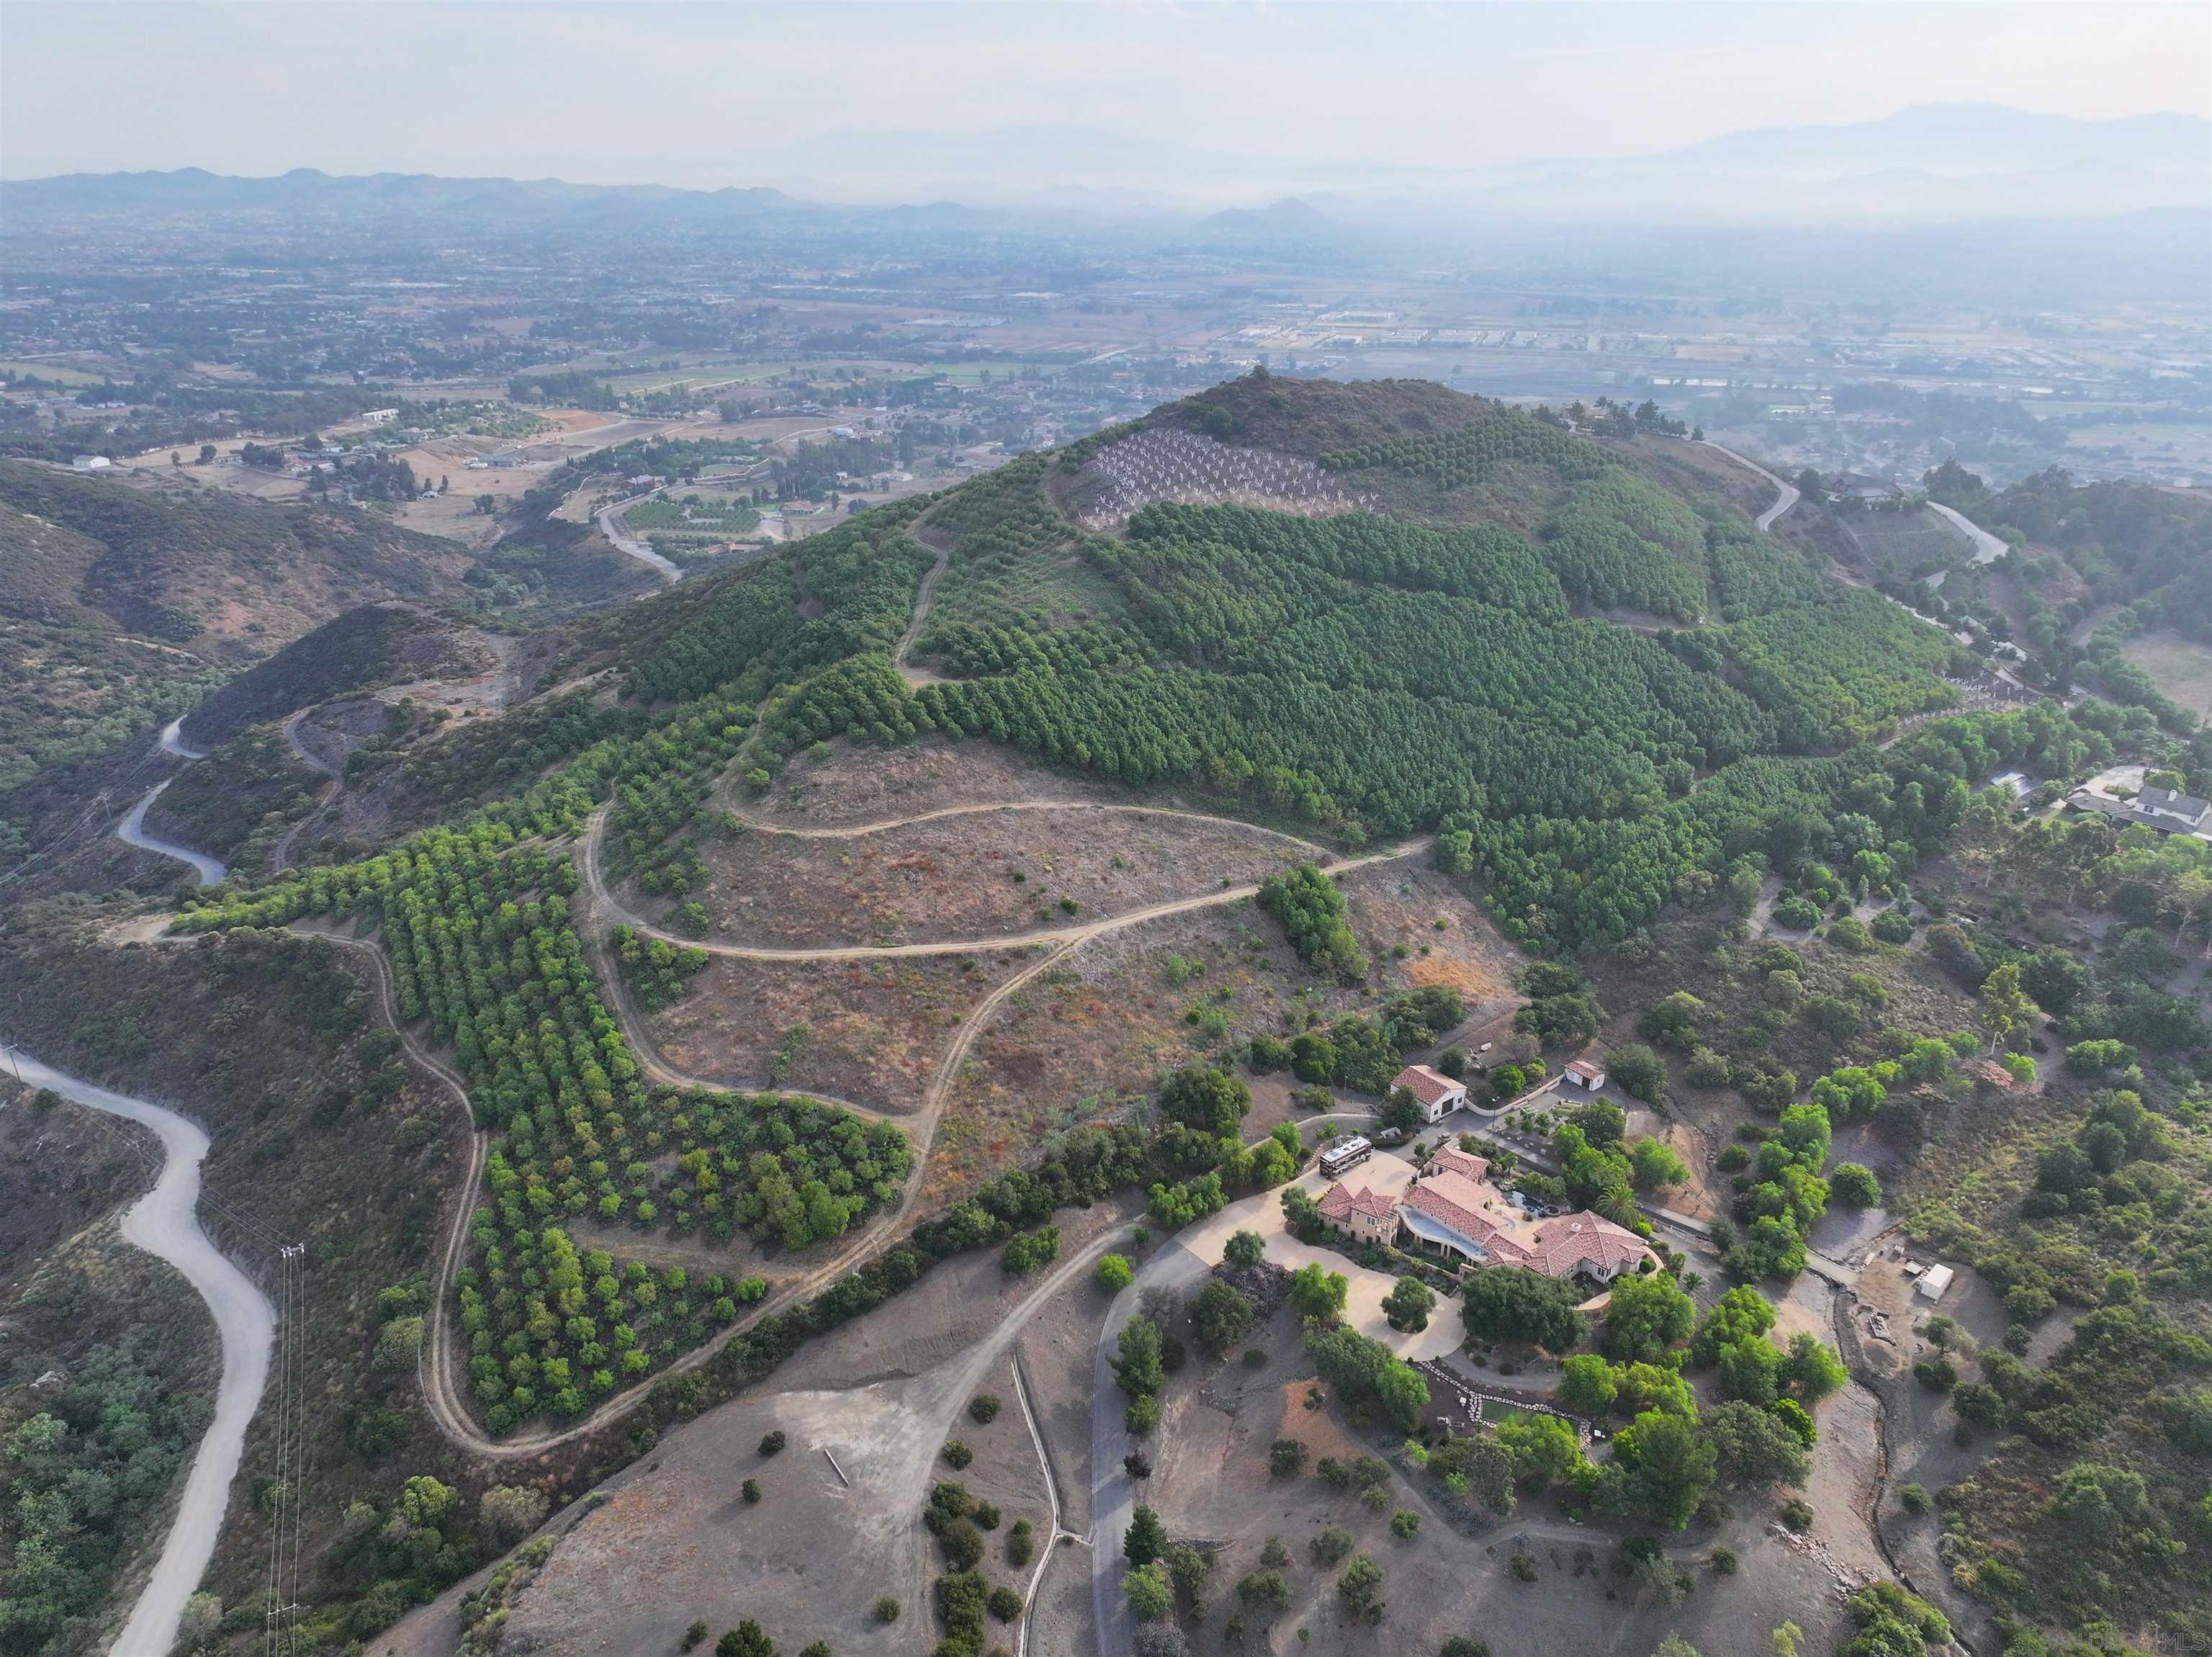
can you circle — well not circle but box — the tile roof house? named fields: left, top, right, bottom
left=1395, top=1160, right=1658, bottom=1285
left=1316, top=1181, right=1399, bottom=1247
left=1563, top=1059, right=1607, bottom=1091
left=1518, top=1213, right=1656, bottom=1281
left=1390, top=1064, right=1468, bottom=1123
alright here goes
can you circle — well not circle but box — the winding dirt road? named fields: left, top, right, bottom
left=584, top=801, right=1425, bottom=964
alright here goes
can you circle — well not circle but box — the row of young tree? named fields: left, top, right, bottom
left=171, top=732, right=910, bottom=1433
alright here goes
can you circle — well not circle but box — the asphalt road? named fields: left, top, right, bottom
left=116, top=778, right=228, bottom=886
left=1, top=1046, right=276, bottom=1657
left=1698, top=439, right=1800, bottom=532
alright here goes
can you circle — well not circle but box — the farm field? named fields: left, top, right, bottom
left=2121, top=628, right=2212, bottom=718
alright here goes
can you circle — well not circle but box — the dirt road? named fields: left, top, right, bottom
left=583, top=801, right=1426, bottom=963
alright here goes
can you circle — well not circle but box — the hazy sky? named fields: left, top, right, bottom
left=5, top=1, right=2206, bottom=189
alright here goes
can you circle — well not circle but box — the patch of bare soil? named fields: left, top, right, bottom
left=1331, top=861, right=1520, bottom=1010
left=673, top=808, right=1308, bottom=949
left=430, top=1233, right=1116, bottom=1657
left=1140, top=1303, right=1861, bottom=1657
left=743, top=733, right=1128, bottom=829
left=291, top=697, right=392, bottom=774
left=644, top=948, right=1042, bottom=1114
left=927, top=874, right=1522, bottom=1208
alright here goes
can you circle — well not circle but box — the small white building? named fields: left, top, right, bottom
left=1915, top=1264, right=1956, bottom=1303
left=1564, top=1059, right=1607, bottom=1092
left=68, top=454, right=111, bottom=470
left=1391, top=1064, right=1468, bottom=1123
left=360, top=408, right=399, bottom=426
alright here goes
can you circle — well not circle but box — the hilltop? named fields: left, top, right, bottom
left=8, top=374, right=2208, bottom=1657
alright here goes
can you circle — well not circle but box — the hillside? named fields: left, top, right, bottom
left=178, top=603, right=504, bottom=750
left=11, top=374, right=2212, bottom=1657
left=0, top=464, right=478, bottom=794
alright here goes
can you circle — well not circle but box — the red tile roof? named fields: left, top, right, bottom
left=1522, top=1213, right=1653, bottom=1277
left=1564, top=1059, right=1606, bottom=1083
left=1400, top=1169, right=1505, bottom=1246
left=1393, top=1064, right=1465, bottom=1108
left=1317, top=1182, right=1397, bottom=1223
left=1428, top=1144, right=1490, bottom=1182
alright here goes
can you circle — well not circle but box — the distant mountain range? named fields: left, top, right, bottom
left=4, top=102, right=2203, bottom=232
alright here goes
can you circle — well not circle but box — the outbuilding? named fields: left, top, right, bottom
left=1563, top=1059, right=1606, bottom=1091
left=1915, top=1263, right=1956, bottom=1303
left=1390, top=1064, right=1467, bottom=1123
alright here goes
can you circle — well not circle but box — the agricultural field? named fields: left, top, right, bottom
left=2120, top=629, right=2212, bottom=719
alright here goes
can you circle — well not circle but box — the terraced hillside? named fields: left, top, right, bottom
left=17, top=374, right=2205, bottom=1657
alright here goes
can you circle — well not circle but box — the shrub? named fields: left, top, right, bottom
left=478, top=1483, right=550, bottom=1548
left=1123, top=1561, right=1174, bottom=1622
left=1827, top=1162, right=1881, bottom=1208
left=1912, top=1358, right=1957, bottom=1392
left=739, top=1478, right=761, bottom=1504
left=1223, top=1229, right=1267, bottom=1268
left=716, top=1625, right=773, bottom=1657
left=986, top=1586, right=1023, bottom=1622
left=1096, top=1254, right=1135, bottom=1291
left=942, top=1440, right=975, bottom=1468
left=1389, top=1509, right=1421, bottom=1539
left=1269, top=1437, right=1309, bottom=1478
left=757, top=1430, right=786, bottom=1456
left=1441, top=1643, right=1492, bottom=1657
left=968, top=1393, right=1002, bottom=1425
left=1609, top=1043, right=1668, bottom=1100
left=683, top=1622, right=710, bottom=1651
left=1237, top=1570, right=1290, bottom=1609
left=1125, top=1394, right=1161, bottom=1435
left=1007, top=1519, right=1035, bottom=1566
left=1310, top=1525, right=1354, bottom=1566
left=1710, top=1544, right=1739, bottom=1574
left=1827, top=915, right=1874, bottom=952
left=1773, top=894, right=1821, bottom=930
left=1382, top=1274, right=1437, bottom=1334
left=1898, top=1483, right=1933, bottom=1515
left=873, top=1597, right=900, bottom=1624
left=1779, top=1496, right=1814, bottom=1532
left=1509, top=1552, right=1538, bottom=1581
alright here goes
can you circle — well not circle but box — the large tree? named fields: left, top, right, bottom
left=1460, top=1267, right=1586, bottom=1352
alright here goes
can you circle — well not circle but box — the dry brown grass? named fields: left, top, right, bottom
left=644, top=947, right=1038, bottom=1114
left=675, top=806, right=1308, bottom=949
